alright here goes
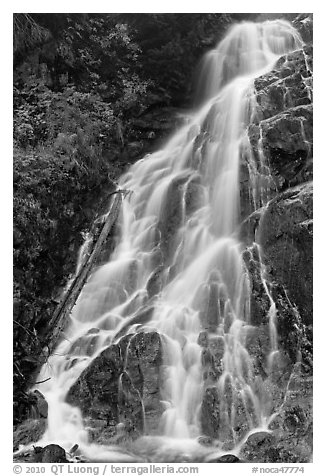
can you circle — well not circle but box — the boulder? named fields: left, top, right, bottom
left=30, top=390, right=48, bottom=419
left=215, top=454, right=241, bottom=463
left=204, top=453, right=241, bottom=463
left=240, top=431, right=276, bottom=462
left=36, top=444, right=67, bottom=463
left=66, top=331, right=163, bottom=441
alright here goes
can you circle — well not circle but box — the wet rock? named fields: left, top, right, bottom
left=268, top=365, right=313, bottom=460
left=37, top=444, right=67, bottom=463
left=231, top=391, right=252, bottom=439
left=239, top=162, right=255, bottom=223
left=197, top=435, right=213, bottom=446
left=146, top=266, right=164, bottom=298
left=249, top=106, right=312, bottom=189
left=67, top=342, right=122, bottom=423
left=271, top=440, right=311, bottom=463
left=26, top=390, right=48, bottom=419
left=249, top=35, right=313, bottom=192
left=239, top=208, right=264, bottom=244
left=115, top=306, right=154, bottom=338
left=204, top=452, right=241, bottom=463
left=197, top=330, right=209, bottom=348
left=201, top=386, right=220, bottom=438
left=242, top=246, right=271, bottom=327
left=283, top=407, right=307, bottom=433
left=259, top=182, right=312, bottom=326
left=202, top=103, right=219, bottom=137
left=242, top=423, right=312, bottom=463
left=240, top=431, right=276, bottom=462
left=214, top=454, right=241, bottom=463
left=269, top=350, right=293, bottom=385
left=119, top=372, right=144, bottom=435
left=274, top=289, right=309, bottom=366
left=241, top=182, right=312, bottom=370
left=205, top=282, right=221, bottom=330
left=184, top=174, right=205, bottom=215
left=208, top=336, right=224, bottom=379
left=293, top=14, right=313, bottom=44
left=67, top=331, right=163, bottom=440
left=124, top=332, right=163, bottom=433
left=158, top=172, right=192, bottom=262
left=254, top=50, right=313, bottom=122
left=244, top=325, right=270, bottom=375
left=201, top=334, right=225, bottom=383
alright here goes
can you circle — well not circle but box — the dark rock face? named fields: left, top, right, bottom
left=242, top=14, right=313, bottom=363
left=240, top=431, right=277, bottom=462
left=269, top=364, right=313, bottom=462
left=259, top=182, right=312, bottom=326
left=254, top=48, right=313, bottom=120
left=27, top=390, right=48, bottom=419
left=249, top=105, right=312, bottom=189
left=66, top=331, right=163, bottom=442
left=206, top=454, right=241, bottom=463
left=201, top=387, right=220, bottom=439
left=236, top=14, right=312, bottom=462
left=239, top=366, right=312, bottom=463
left=36, top=444, right=67, bottom=463
left=215, top=454, right=241, bottom=463
left=249, top=43, right=313, bottom=190
left=293, top=14, right=313, bottom=44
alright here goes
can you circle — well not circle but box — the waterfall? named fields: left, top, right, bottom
left=34, top=19, right=303, bottom=459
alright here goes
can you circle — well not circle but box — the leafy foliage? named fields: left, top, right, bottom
left=121, top=13, right=234, bottom=104
left=13, top=14, right=50, bottom=55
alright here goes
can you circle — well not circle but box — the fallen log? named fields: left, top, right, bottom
left=46, top=190, right=123, bottom=353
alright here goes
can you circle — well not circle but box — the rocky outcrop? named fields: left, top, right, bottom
left=259, top=182, right=312, bottom=326
left=66, top=331, right=163, bottom=443
left=244, top=14, right=313, bottom=353
left=239, top=364, right=312, bottom=463
left=35, top=444, right=67, bottom=463
left=236, top=15, right=313, bottom=462
left=293, top=14, right=313, bottom=44
left=248, top=33, right=312, bottom=191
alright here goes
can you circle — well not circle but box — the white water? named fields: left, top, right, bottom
left=33, top=19, right=303, bottom=460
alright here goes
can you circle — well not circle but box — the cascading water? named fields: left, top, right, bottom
left=32, top=19, right=303, bottom=461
